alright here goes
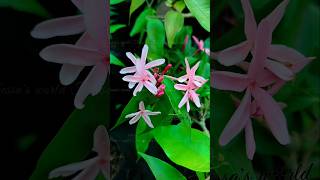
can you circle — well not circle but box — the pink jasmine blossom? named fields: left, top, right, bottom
left=125, top=101, right=161, bottom=128
left=120, top=45, right=165, bottom=96
left=178, top=58, right=207, bottom=87
left=31, top=0, right=109, bottom=109
left=213, top=19, right=291, bottom=159
left=49, top=125, right=110, bottom=179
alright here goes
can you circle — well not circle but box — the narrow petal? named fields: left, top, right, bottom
left=139, top=101, right=145, bottom=111
left=145, top=110, right=161, bottom=116
left=93, top=126, right=110, bottom=159
left=144, top=81, right=158, bottom=95
left=178, top=75, right=188, bottom=83
left=31, top=15, right=85, bottom=39
left=268, top=79, right=285, bottom=95
left=145, top=59, right=165, bottom=69
left=133, top=82, right=143, bottom=96
left=190, top=90, right=201, bottom=107
left=76, top=32, right=100, bottom=49
left=191, top=61, right=200, bottom=74
left=186, top=100, right=190, bottom=112
left=174, top=84, right=188, bottom=91
left=40, top=44, right=102, bottom=66
left=129, top=114, right=141, bottom=125
left=122, top=75, right=140, bottom=83
left=125, top=112, right=139, bottom=118
left=212, top=71, right=249, bottom=92
left=245, top=120, right=256, bottom=160
left=194, top=75, right=207, bottom=84
left=142, top=114, right=154, bottom=128
left=185, top=58, right=191, bottom=73
left=59, top=64, right=84, bottom=85
left=265, top=59, right=294, bottom=80
left=48, top=157, right=98, bottom=179
left=73, top=163, right=100, bottom=180
left=219, top=89, right=251, bottom=146
left=178, top=92, right=189, bottom=108
left=140, top=45, right=148, bottom=68
left=128, top=82, right=136, bottom=89
left=263, top=0, right=289, bottom=32
left=146, top=70, right=157, bottom=85
left=241, top=0, right=257, bottom=41
left=217, top=41, right=251, bottom=66
left=126, top=52, right=137, bottom=65
left=120, top=66, right=136, bottom=74
left=252, top=87, right=290, bottom=145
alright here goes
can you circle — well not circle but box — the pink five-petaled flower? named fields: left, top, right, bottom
left=125, top=101, right=161, bottom=128
left=121, top=45, right=165, bottom=96
left=214, top=0, right=310, bottom=81
left=178, top=58, right=207, bottom=87
left=49, top=125, right=110, bottom=180
left=31, top=0, right=109, bottom=109
left=213, top=19, right=291, bottom=159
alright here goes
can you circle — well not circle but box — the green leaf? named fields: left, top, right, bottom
left=111, top=0, right=126, bottom=5
left=184, top=0, right=210, bottom=31
left=146, top=18, right=165, bottom=59
left=0, top=0, right=49, bottom=17
left=130, top=8, right=155, bottom=37
left=139, top=152, right=187, bottom=180
left=136, top=120, right=153, bottom=154
left=163, top=77, right=192, bottom=126
left=30, top=87, right=109, bottom=180
left=174, top=1, right=186, bottom=13
left=153, top=124, right=210, bottom=172
left=110, top=24, right=126, bottom=34
left=110, top=53, right=125, bottom=67
left=164, top=11, right=184, bottom=48
left=130, top=0, right=145, bottom=17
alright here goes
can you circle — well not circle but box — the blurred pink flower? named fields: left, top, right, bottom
left=31, top=0, right=109, bottom=109
left=49, top=125, right=110, bottom=179
left=192, top=36, right=210, bottom=56
left=213, top=19, right=291, bottom=158
left=121, top=45, right=165, bottom=96
left=125, top=101, right=161, bottom=128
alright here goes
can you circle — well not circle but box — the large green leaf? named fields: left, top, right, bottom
left=130, top=8, right=155, bottom=37
left=30, top=87, right=109, bottom=180
left=110, top=53, right=125, bottom=67
left=0, top=0, right=49, bottom=17
left=184, top=0, right=210, bottom=31
left=129, top=0, right=145, bottom=17
left=164, top=10, right=184, bottom=48
left=146, top=18, right=165, bottom=60
left=153, top=124, right=210, bottom=172
left=139, top=152, right=187, bottom=180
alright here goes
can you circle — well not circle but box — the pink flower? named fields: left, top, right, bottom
left=121, top=45, right=165, bottom=96
left=49, top=125, right=110, bottom=179
left=213, top=19, right=291, bottom=159
left=213, top=0, right=310, bottom=81
left=178, top=58, right=207, bottom=87
left=125, top=101, right=161, bottom=128
left=192, top=36, right=210, bottom=56
left=31, top=0, right=109, bottom=109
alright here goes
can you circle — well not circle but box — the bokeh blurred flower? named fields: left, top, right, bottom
left=125, top=101, right=161, bottom=128
left=49, top=125, right=110, bottom=180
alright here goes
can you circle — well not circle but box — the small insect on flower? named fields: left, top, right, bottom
left=125, top=101, right=161, bottom=128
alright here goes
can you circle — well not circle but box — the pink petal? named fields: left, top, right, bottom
left=74, top=63, right=107, bottom=109
left=252, top=87, right=290, bottom=145
left=122, top=75, right=140, bottom=83
left=190, top=90, right=201, bottom=107
left=212, top=71, right=249, bottom=92
left=217, top=41, right=252, bottom=66
left=126, top=52, right=137, bottom=65
left=142, top=114, right=154, bottom=128
left=268, top=79, right=285, bottom=95
left=93, top=126, right=109, bottom=159
left=125, top=112, right=139, bottom=118
left=263, top=0, right=289, bottom=32
left=120, top=66, right=136, bottom=74
left=256, top=68, right=278, bottom=87
left=185, top=58, right=191, bottom=73
left=146, top=70, right=157, bottom=84
left=128, top=82, right=136, bottom=89
left=248, top=19, right=272, bottom=78
left=178, top=92, right=189, bottom=108
left=178, top=75, right=188, bottom=83
left=73, top=163, right=100, bottom=180
left=186, top=100, right=190, bottom=112
left=245, top=120, right=256, bottom=160
left=140, top=45, right=148, bottom=68
left=31, top=15, right=85, bottom=39
left=241, top=0, right=257, bottom=42
left=83, top=0, right=108, bottom=50
left=265, top=59, right=294, bottom=80
left=59, top=64, right=84, bottom=85
left=139, top=101, right=145, bottom=111
left=145, top=110, right=161, bottom=116
left=48, top=157, right=98, bottom=179
left=191, top=61, right=200, bottom=74
left=144, top=81, right=158, bottom=95
left=174, top=84, right=188, bottom=91
left=219, top=89, right=251, bottom=146
left=133, top=82, right=143, bottom=96
left=129, top=114, right=141, bottom=125
left=145, top=59, right=165, bottom=69
left=76, top=32, right=100, bottom=49
left=40, top=44, right=102, bottom=66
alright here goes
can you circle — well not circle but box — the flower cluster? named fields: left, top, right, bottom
left=211, top=0, right=312, bottom=159
left=31, top=0, right=109, bottom=109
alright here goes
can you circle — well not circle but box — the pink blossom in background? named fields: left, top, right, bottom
left=31, top=0, right=109, bottom=109
left=192, top=36, right=210, bottom=56
left=49, top=125, right=110, bottom=180
left=125, top=101, right=161, bottom=128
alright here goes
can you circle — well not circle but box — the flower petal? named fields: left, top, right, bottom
left=178, top=91, right=189, bottom=108
left=190, top=90, right=201, bottom=107
left=73, top=162, right=100, bottom=180
left=263, top=0, right=289, bottom=32
left=186, top=100, right=190, bottom=112
left=120, top=66, right=136, bottom=74
left=142, top=114, right=154, bottom=128
left=219, top=89, right=251, bottom=146
left=265, top=59, right=294, bottom=80
left=140, top=45, right=148, bottom=69
left=40, top=44, right=102, bottom=66
left=71, top=0, right=84, bottom=11
left=93, top=126, right=110, bottom=159
left=129, top=114, right=141, bottom=125
left=139, top=101, right=145, bottom=111
left=174, top=84, right=188, bottom=91
left=48, top=157, right=98, bottom=179
left=31, top=15, right=85, bottom=39
left=125, top=112, right=139, bottom=118
left=128, top=82, right=136, bottom=89
left=212, top=71, right=249, bottom=92
left=191, top=61, right=200, bottom=74
left=126, top=52, right=137, bottom=65
left=245, top=120, right=256, bottom=160
left=133, top=82, right=143, bottom=96
left=144, top=81, right=158, bottom=95
left=59, top=64, right=84, bottom=85
left=123, top=75, right=140, bottom=83
left=145, top=110, right=161, bottom=116
left=145, top=59, right=165, bottom=69
left=241, top=0, right=257, bottom=42
left=178, top=75, right=188, bottom=83
left=252, top=87, right=290, bottom=145
left=217, top=41, right=251, bottom=66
